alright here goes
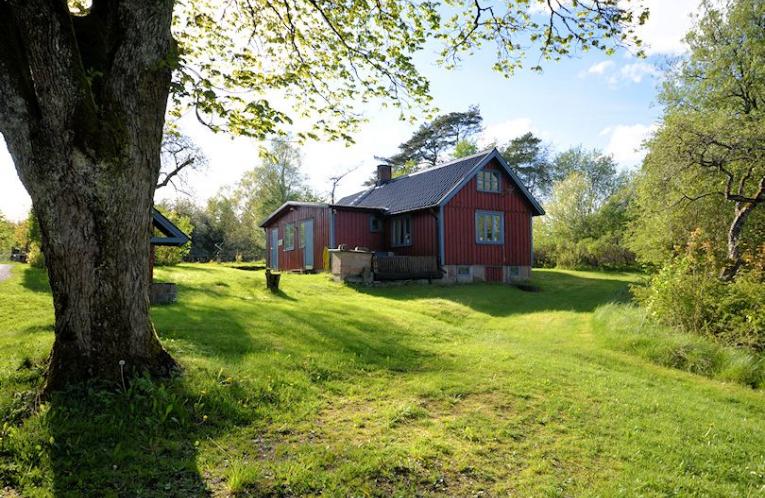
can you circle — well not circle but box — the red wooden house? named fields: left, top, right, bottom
left=259, top=148, right=544, bottom=283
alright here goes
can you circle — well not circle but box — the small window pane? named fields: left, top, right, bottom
left=476, top=212, right=503, bottom=244
left=285, top=224, right=295, bottom=251
left=392, top=216, right=412, bottom=246
left=477, top=170, right=500, bottom=192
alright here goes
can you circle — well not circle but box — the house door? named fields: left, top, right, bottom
left=302, top=220, right=314, bottom=269
left=270, top=228, right=279, bottom=269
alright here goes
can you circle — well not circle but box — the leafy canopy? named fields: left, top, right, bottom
left=165, top=0, right=648, bottom=142
left=628, top=0, right=765, bottom=266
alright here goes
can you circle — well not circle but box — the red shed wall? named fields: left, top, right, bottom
left=334, top=209, right=385, bottom=251
left=264, top=205, right=330, bottom=271
left=443, top=160, right=533, bottom=266
left=384, top=210, right=438, bottom=256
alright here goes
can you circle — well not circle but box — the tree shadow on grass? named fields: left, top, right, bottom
left=354, top=270, right=634, bottom=317
left=21, top=266, right=50, bottom=293
left=45, top=379, right=211, bottom=497
left=152, top=296, right=432, bottom=374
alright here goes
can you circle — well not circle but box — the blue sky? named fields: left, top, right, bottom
left=0, top=0, right=699, bottom=221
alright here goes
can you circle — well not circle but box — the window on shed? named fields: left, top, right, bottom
left=284, top=224, right=295, bottom=251
left=298, top=222, right=306, bottom=249
left=475, top=211, right=503, bottom=244
left=391, top=216, right=412, bottom=247
left=369, top=215, right=382, bottom=232
left=477, top=169, right=501, bottom=193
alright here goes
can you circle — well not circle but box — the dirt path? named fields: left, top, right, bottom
left=0, top=264, right=11, bottom=283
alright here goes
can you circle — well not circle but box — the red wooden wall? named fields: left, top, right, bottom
left=443, top=160, right=533, bottom=266
left=384, top=210, right=438, bottom=256
left=264, top=205, right=331, bottom=271
left=334, top=209, right=385, bottom=250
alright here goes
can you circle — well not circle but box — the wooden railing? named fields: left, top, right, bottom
left=373, top=255, right=442, bottom=280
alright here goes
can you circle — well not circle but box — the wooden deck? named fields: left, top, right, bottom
left=372, top=255, right=442, bottom=281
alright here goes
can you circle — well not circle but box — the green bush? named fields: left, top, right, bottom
left=593, top=303, right=764, bottom=388
left=27, top=243, right=45, bottom=269
left=534, top=235, right=636, bottom=270
left=633, top=233, right=765, bottom=351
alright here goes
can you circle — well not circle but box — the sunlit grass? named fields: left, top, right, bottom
left=0, top=263, right=763, bottom=496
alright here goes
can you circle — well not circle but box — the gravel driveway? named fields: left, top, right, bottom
left=0, top=264, right=11, bottom=283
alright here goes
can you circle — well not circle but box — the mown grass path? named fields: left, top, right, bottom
left=0, top=264, right=763, bottom=496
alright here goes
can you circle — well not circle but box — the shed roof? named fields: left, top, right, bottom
left=151, top=209, right=190, bottom=247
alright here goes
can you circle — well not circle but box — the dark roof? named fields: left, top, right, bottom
left=258, top=202, right=328, bottom=227
left=336, top=148, right=545, bottom=216
left=151, top=209, right=190, bottom=247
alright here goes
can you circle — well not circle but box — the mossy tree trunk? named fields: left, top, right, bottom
left=0, top=1, right=178, bottom=391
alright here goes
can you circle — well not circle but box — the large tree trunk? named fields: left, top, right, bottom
left=0, top=1, right=178, bottom=391
left=720, top=201, right=756, bottom=281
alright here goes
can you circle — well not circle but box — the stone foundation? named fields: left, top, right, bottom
left=442, top=265, right=531, bottom=284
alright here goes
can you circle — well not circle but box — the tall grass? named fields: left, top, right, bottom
left=593, top=303, right=765, bottom=389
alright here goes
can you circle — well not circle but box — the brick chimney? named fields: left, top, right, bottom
left=377, top=164, right=392, bottom=184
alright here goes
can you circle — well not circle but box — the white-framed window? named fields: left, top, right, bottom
left=391, top=216, right=412, bottom=247
left=298, top=222, right=306, bottom=249
left=477, top=169, right=501, bottom=193
left=475, top=211, right=503, bottom=244
left=284, top=224, right=295, bottom=251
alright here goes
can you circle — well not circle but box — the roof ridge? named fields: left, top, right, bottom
left=394, top=148, right=495, bottom=180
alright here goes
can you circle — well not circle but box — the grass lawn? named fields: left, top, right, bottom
left=1, top=263, right=764, bottom=496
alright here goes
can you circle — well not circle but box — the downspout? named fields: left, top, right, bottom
left=264, top=227, right=269, bottom=267
left=438, top=205, right=446, bottom=267
left=529, top=214, right=534, bottom=268
left=329, top=208, right=336, bottom=249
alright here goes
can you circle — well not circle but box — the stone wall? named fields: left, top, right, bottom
left=442, top=265, right=531, bottom=284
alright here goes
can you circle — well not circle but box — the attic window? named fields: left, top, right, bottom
left=477, top=170, right=501, bottom=193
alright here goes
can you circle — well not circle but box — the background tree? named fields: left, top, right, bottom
left=500, top=132, right=553, bottom=198
left=630, top=0, right=764, bottom=280
left=0, top=214, right=14, bottom=260
left=550, top=146, right=623, bottom=204
left=453, top=140, right=479, bottom=159
left=535, top=152, right=635, bottom=269
left=157, top=132, right=208, bottom=195
left=0, top=0, right=648, bottom=390
left=235, top=137, right=321, bottom=226
left=382, top=106, right=483, bottom=171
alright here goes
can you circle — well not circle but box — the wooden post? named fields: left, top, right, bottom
left=265, top=268, right=281, bottom=292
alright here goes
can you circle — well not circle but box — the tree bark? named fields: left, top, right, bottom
left=720, top=201, right=756, bottom=281
left=0, top=1, right=178, bottom=392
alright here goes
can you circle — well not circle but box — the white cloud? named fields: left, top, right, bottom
left=601, top=123, right=658, bottom=167
left=634, top=0, right=700, bottom=56
left=479, top=118, right=537, bottom=147
left=0, top=138, right=31, bottom=222
left=588, top=61, right=614, bottom=76
left=618, top=62, right=662, bottom=83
